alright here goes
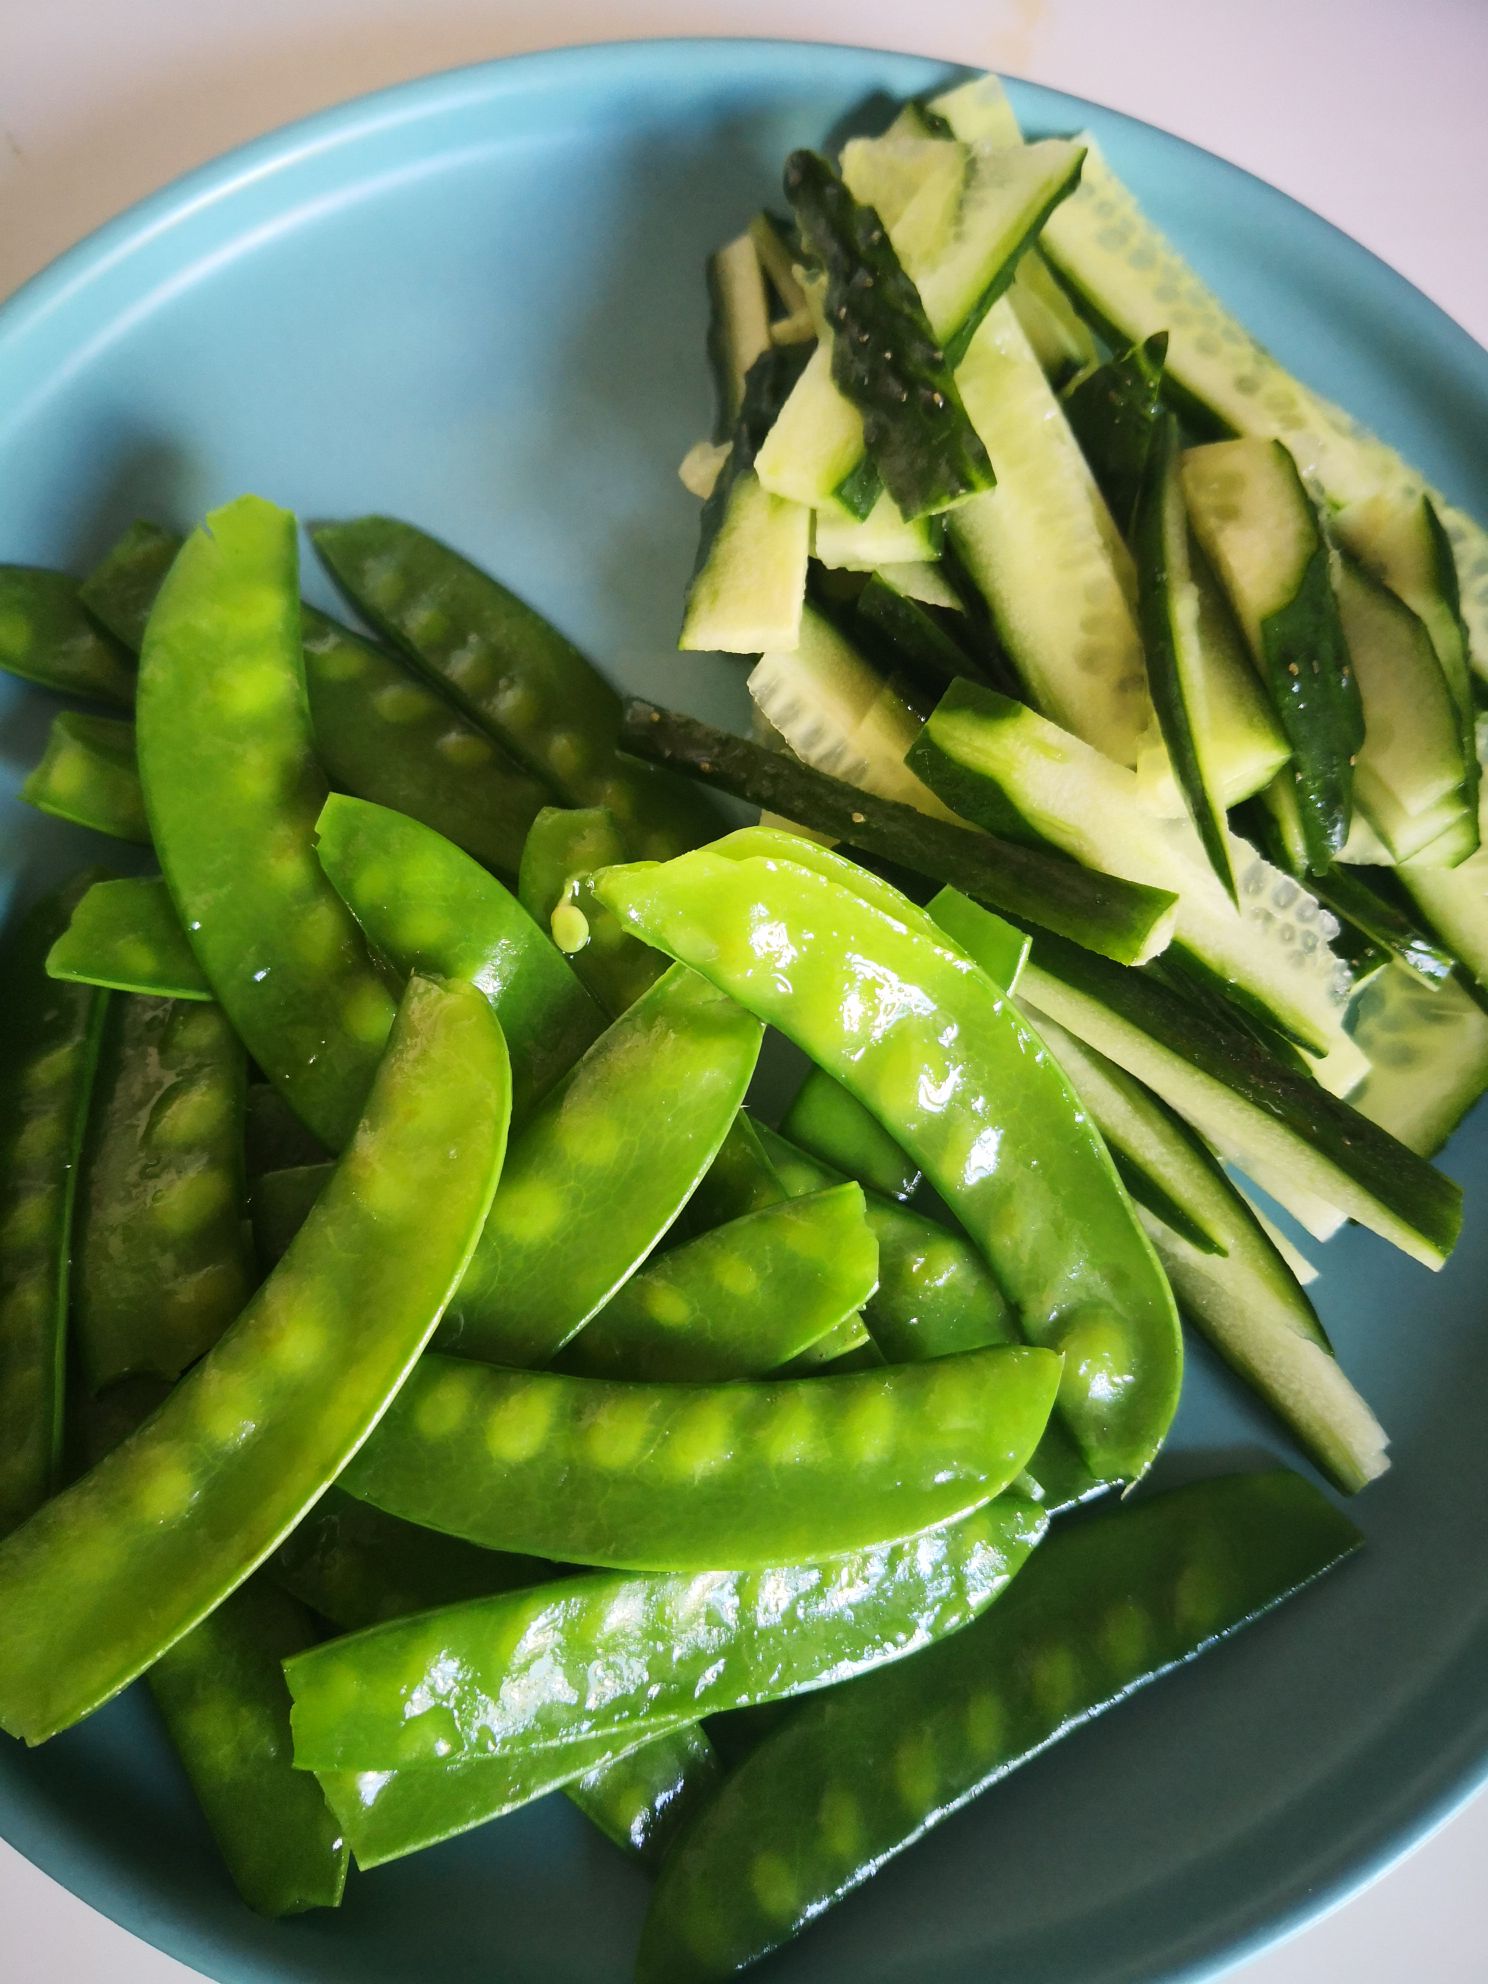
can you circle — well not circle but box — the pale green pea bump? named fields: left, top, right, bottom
left=1053, top=1305, right=1133, bottom=1415
left=294, top=899, right=352, bottom=971
left=1, top=1191, right=53, bottom=1253
left=550, top=901, right=590, bottom=955
left=492, top=677, right=539, bottom=728
left=584, top=1394, right=656, bottom=1469
left=133, top=1454, right=197, bottom=1525
left=192, top=1367, right=259, bottom=1448
left=894, top=1730, right=939, bottom=1811
left=349, top=860, right=392, bottom=903
left=407, top=602, right=449, bottom=648
left=265, top=1311, right=326, bottom=1377
left=306, top=638, right=364, bottom=683
left=22, top=1040, right=80, bottom=1096
left=1029, top=1641, right=1082, bottom=1722
left=234, top=745, right=282, bottom=802
left=750, top=1850, right=797, bottom=1921
left=818, top=1784, right=862, bottom=1863
left=395, top=905, right=453, bottom=954
left=150, top=1078, right=231, bottom=1149
left=642, top=1281, right=692, bottom=1329
left=485, top=1383, right=556, bottom=1464
left=413, top=1370, right=473, bottom=1442
left=436, top=728, right=493, bottom=769
left=711, top=1251, right=758, bottom=1298
left=547, top=731, right=588, bottom=782
left=372, top=680, right=431, bottom=725
left=343, top=980, right=395, bottom=1047
left=664, top=1395, right=735, bottom=1479
left=10, top=1111, right=65, bottom=1166
left=1100, top=1596, right=1152, bottom=1674
left=1174, top=1558, right=1225, bottom=1638
left=764, top=1390, right=818, bottom=1469
left=844, top=1384, right=896, bottom=1465
left=1, top=1280, right=50, bottom=1335
left=446, top=642, right=495, bottom=696
left=150, top=1168, right=233, bottom=1237
left=488, top=1177, right=565, bottom=1244
left=45, top=748, right=90, bottom=801
left=216, top=660, right=289, bottom=717
left=559, top=1108, right=621, bottom=1169
left=0, top=606, right=31, bottom=657
left=964, top=1688, right=1005, bottom=1758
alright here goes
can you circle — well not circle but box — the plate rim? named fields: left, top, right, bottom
left=1, top=32, right=1486, bottom=1984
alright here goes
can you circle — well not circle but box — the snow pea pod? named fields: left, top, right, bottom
left=780, top=1067, right=921, bottom=1202
left=76, top=995, right=253, bottom=1389
left=0, top=566, right=134, bottom=706
left=46, top=875, right=210, bottom=1001
left=595, top=838, right=1183, bottom=1481
left=0, top=877, right=109, bottom=1534
left=288, top=1498, right=1045, bottom=1774
left=569, top=1723, right=722, bottom=1867
left=21, top=713, right=149, bottom=843
left=315, top=793, right=604, bottom=1122
left=556, top=1183, right=877, bottom=1382
left=638, top=1469, right=1362, bottom=1982
left=439, top=962, right=761, bottom=1366
left=136, top=495, right=395, bottom=1149
left=244, top=1082, right=326, bottom=1173
left=0, top=973, right=511, bottom=1743
left=342, top=1345, right=1059, bottom=1571
left=519, top=805, right=667, bottom=1016
left=250, top=1161, right=332, bottom=1269
left=312, top=516, right=718, bottom=856
left=79, top=520, right=180, bottom=651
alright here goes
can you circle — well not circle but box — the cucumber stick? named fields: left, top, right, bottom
left=1337, top=493, right=1476, bottom=730
left=813, top=492, right=939, bottom=570
left=755, top=138, right=1085, bottom=514
left=1184, top=438, right=1363, bottom=869
left=1350, top=964, right=1488, bottom=1160
left=1402, top=738, right=1488, bottom=988
left=707, top=233, right=772, bottom=432
left=1062, top=332, right=1168, bottom=536
left=910, top=680, right=1353, bottom=1055
left=1016, top=933, right=1461, bottom=1271
left=1037, top=135, right=1488, bottom=674
left=1028, top=1014, right=1387, bottom=1492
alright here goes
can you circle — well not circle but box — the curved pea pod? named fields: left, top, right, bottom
left=76, top=996, right=254, bottom=1389
left=439, top=962, right=762, bottom=1366
left=315, top=792, right=604, bottom=1121
left=311, top=517, right=718, bottom=854
left=46, top=875, right=211, bottom=1000
left=0, top=876, right=109, bottom=1535
left=79, top=520, right=181, bottom=651
left=557, top=1183, right=877, bottom=1382
left=0, top=566, right=134, bottom=705
left=519, top=805, right=667, bottom=1016
left=568, top=1723, right=722, bottom=1868
left=136, top=495, right=396, bottom=1149
left=250, top=1161, right=333, bottom=1268
left=343, top=1345, right=1059, bottom=1571
left=594, top=837, right=1183, bottom=1482
left=0, top=973, right=511, bottom=1744
left=20, top=713, right=149, bottom=843
left=288, top=1497, right=1046, bottom=1773
left=637, top=1469, right=1363, bottom=1982
left=780, top=1066, right=921, bottom=1202
left=244, top=1082, right=327, bottom=1173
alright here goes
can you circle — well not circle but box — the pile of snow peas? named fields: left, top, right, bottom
left=0, top=485, right=1370, bottom=1974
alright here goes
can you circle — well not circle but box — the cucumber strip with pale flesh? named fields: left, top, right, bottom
left=1037, top=134, right=1488, bottom=672
left=1337, top=494, right=1476, bottom=727
left=707, top=233, right=772, bottom=433
left=1402, top=735, right=1488, bottom=988
left=1184, top=438, right=1363, bottom=868
left=1016, top=932, right=1461, bottom=1270
left=876, top=561, right=962, bottom=611
left=947, top=300, right=1155, bottom=767
left=1304, top=866, right=1454, bottom=990
left=813, top=492, right=939, bottom=569
left=1349, top=964, right=1488, bottom=1159
left=1134, top=413, right=1238, bottom=901
left=747, top=214, right=808, bottom=317
left=1063, top=333, right=1168, bottom=537
left=910, top=680, right=1353, bottom=1054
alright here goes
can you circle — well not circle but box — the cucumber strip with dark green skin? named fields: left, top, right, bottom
left=1306, top=866, right=1456, bottom=990
left=79, top=522, right=181, bottom=651
left=1135, top=415, right=1238, bottom=902
left=1019, top=930, right=1462, bottom=1269
left=854, top=569, right=984, bottom=693
left=46, top=876, right=211, bottom=1000
left=784, top=151, right=993, bottom=521
left=617, top=699, right=1178, bottom=966
left=0, top=567, right=135, bottom=706
left=1062, top=330, right=1168, bottom=535
left=637, top=1470, right=1361, bottom=1982
left=20, top=712, right=150, bottom=844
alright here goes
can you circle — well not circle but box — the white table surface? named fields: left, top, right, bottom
left=1, top=1, right=1485, bottom=1978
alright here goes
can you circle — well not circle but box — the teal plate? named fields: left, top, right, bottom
left=1, top=36, right=1486, bottom=1984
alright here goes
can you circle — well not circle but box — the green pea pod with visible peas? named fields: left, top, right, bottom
left=0, top=876, right=110, bottom=1535
left=274, top=1488, right=719, bottom=1870
left=244, top=1083, right=327, bottom=1174
left=0, top=973, right=511, bottom=1744
left=439, top=962, right=761, bottom=1366
left=754, top=1124, right=1104, bottom=1514
left=780, top=1067, right=921, bottom=1202
left=0, top=567, right=134, bottom=706
left=20, top=713, right=149, bottom=843
left=76, top=996, right=253, bottom=1390
left=288, top=1496, right=1044, bottom=1774
left=637, top=1469, right=1362, bottom=1982
left=315, top=792, right=604, bottom=1122
left=343, top=1345, right=1059, bottom=1571
left=79, top=521, right=180, bottom=651
left=519, top=805, right=667, bottom=1016
left=556, top=1183, right=878, bottom=1382
left=312, top=516, right=719, bottom=855
left=594, top=835, right=1183, bottom=1482
left=136, top=495, right=396, bottom=1149
left=46, top=875, right=211, bottom=1000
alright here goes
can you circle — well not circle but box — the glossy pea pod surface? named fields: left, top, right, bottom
left=312, top=516, right=718, bottom=856
left=315, top=792, right=604, bottom=1123
left=519, top=805, right=668, bottom=1016
left=135, top=496, right=396, bottom=1148
left=0, top=877, right=109, bottom=1534
left=274, top=1488, right=720, bottom=1871
left=75, top=994, right=254, bottom=1389
left=342, top=1346, right=1059, bottom=1570
left=780, top=1065, right=922, bottom=1202
left=638, top=1470, right=1363, bottom=1982
left=0, top=974, right=511, bottom=1743
left=46, top=875, right=211, bottom=1001
left=0, top=566, right=134, bottom=705
left=595, top=836, right=1183, bottom=1481
left=287, top=1497, right=1046, bottom=1773
left=556, top=1182, right=878, bottom=1382
left=438, top=961, right=762, bottom=1365
left=20, top=713, right=149, bottom=843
